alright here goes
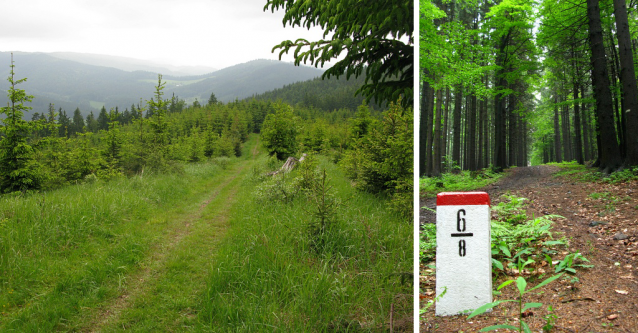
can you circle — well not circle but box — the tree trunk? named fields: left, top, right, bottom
left=553, top=95, right=563, bottom=163
left=561, top=97, right=572, bottom=162
left=613, top=0, right=638, bottom=166
left=587, top=0, right=623, bottom=172
left=468, top=93, right=477, bottom=171
left=433, top=89, right=443, bottom=177
left=442, top=87, right=450, bottom=172
left=573, top=77, right=584, bottom=164
left=508, top=94, right=517, bottom=166
left=452, top=85, right=463, bottom=170
left=425, top=82, right=435, bottom=176
left=419, top=75, right=429, bottom=177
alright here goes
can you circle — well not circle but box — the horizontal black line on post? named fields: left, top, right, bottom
left=450, top=233, right=474, bottom=237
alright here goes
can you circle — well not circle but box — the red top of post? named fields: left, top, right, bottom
left=437, top=192, right=491, bottom=206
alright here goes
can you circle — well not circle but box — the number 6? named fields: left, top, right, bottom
left=457, top=209, right=466, bottom=232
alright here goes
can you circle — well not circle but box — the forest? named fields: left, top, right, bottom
left=420, top=0, right=638, bottom=330
left=420, top=0, right=638, bottom=175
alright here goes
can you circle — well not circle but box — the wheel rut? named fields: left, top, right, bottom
left=86, top=163, right=248, bottom=332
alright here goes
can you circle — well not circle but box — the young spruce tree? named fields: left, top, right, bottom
left=0, top=55, right=44, bottom=192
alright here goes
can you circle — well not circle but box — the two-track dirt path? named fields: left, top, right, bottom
left=78, top=143, right=261, bottom=332
left=421, top=166, right=638, bottom=332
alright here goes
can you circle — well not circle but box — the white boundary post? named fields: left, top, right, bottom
left=435, top=191, right=492, bottom=316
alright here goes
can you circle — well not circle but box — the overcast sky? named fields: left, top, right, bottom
left=0, top=0, right=327, bottom=70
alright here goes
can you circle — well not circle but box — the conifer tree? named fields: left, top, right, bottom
left=147, top=74, right=169, bottom=158
left=0, top=55, right=44, bottom=192
left=97, top=106, right=109, bottom=131
left=72, top=107, right=85, bottom=135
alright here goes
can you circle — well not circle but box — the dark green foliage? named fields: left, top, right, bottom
left=340, top=102, right=413, bottom=218
left=71, top=108, right=85, bottom=135
left=85, top=111, right=98, bottom=133
left=305, top=169, right=341, bottom=253
left=0, top=57, right=45, bottom=193
left=97, top=106, right=109, bottom=131
left=58, top=109, right=71, bottom=137
left=250, top=75, right=384, bottom=111
left=265, top=0, right=413, bottom=109
left=260, top=104, right=299, bottom=160
left=207, top=92, right=218, bottom=106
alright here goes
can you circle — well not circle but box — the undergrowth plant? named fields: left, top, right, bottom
left=467, top=273, right=564, bottom=333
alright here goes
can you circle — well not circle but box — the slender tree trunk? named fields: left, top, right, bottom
left=442, top=87, right=450, bottom=172
left=582, top=98, right=592, bottom=162
left=452, top=85, right=463, bottom=171
left=484, top=73, right=490, bottom=168
left=573, top=77, right=584, bottom=164
left=425, top=82, right=435, bottom=176
left=561, top=98, right=572, bottom=162
left=508, top=94, right=517, bottom=166
left=553, top=95, right=563, bottom=163
left=478, top=95, right=485, bottom=169
left=614, top=0, right=638, bottom=166
left=468, top=93, right=477, bottom=171
left=433, top=89, right=443, bottom=177
left=609, top=40, right=625, bottom=158
left=587, top=0, right=623, bottom=172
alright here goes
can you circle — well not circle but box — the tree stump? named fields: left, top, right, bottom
left=267, top=153, right=307, bottom=176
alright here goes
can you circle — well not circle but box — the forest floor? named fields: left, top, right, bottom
left=420, top=165, right=638, bottom=332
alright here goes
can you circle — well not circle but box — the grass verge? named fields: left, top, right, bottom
left=197, top=154, right=413, bottom=331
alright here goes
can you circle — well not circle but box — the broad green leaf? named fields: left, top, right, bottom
left=527, top=273, right=563, bottom=293
left=522, top=302, right=543, bottom=312
left=499, top=245, right=511, bottom=257
left=492, top=258, right=504, bottom=270
left=467, top=300, right=515, bottom=319
left=497, top=279, right=515, bottom=290
left=480, top=324, right=520, bottom=331
left=516, top=276, right=527, bottom=294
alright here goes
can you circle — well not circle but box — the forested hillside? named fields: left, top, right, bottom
left=0, top=53, right=323, bottom=116
left=420, top=0, right=638, bottom=176
left=250, top=74, right=385, bottom=111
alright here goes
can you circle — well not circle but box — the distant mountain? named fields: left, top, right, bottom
left=248, top=74, right=384, bottom=111
left=173, top=59, right=327, bottom=103
left=0, top=52, right=324, bottom=117
left=49, top=52, right=217, bottom=77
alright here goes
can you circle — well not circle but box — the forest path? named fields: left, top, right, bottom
left=421, top=165, right=638, bottom=332
left=81, top=143, right=260, bottom=332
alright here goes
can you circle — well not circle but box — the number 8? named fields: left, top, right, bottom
left=459, top=240, right=466, bottom=257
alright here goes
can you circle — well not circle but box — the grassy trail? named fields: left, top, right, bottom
left=82, top=141, right=259, bottom=332
left=0, top=136, right=260, bottom=332
left=85, top=162, right=250, bottom=331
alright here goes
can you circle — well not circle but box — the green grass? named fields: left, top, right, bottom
left=548, top=161, right=638, bottom=184
left=0, top=135, right=412, bottom=331
left=0, top=137, right=258, bottom=331
left=197, top=155, right=412, bottom=331
left=420, top=169, right=502, bottom=198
